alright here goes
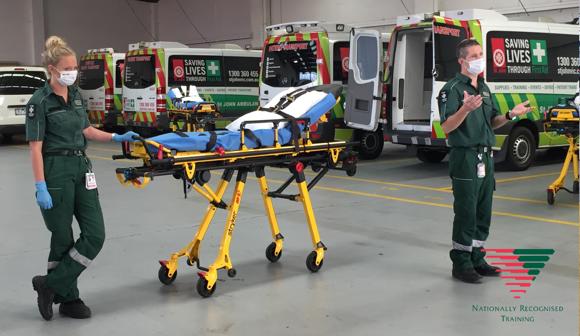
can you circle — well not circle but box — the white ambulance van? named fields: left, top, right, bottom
left=78, top=48, right=125, bottom=130
left=122, top=41, right=260, bottom=134
left=347, top=9, right=579, bottom=169
left=0, top=65, right=47, bottom=142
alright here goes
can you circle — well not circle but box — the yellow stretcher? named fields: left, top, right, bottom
left=168, top=102, right=221, bottom=133
left=544, top=104, right=579, bottom=205
left=113, top=117, right=357, bottom=297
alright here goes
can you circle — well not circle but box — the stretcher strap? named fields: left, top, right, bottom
left=243, top=128, right=263, bottom=148
left=276, top=110, right=301, bottom=151
left=259, top=88, right=308, bottom=113
left=206, top=131, right=217, bottom=152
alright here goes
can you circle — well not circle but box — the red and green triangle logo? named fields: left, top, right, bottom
left=483, top=249, right=555, bottom=299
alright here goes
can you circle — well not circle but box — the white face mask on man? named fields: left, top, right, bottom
left=466, top=58, right=485, bottom=75
left=56, top=70, right=78, bottom=86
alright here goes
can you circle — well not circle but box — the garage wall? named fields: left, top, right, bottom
left=0, top=0, right=576, bottom=65
left=0, top=0, right=41, bottom=65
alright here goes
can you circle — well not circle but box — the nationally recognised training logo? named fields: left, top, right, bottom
left=483, top=249, right=555, bottom=299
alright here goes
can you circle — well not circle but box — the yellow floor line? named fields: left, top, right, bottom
left=315, top=186, right=579, bottom=227
left=495, top=172, right=559, bottom=184
left=301, top=171, right=578, bottom=207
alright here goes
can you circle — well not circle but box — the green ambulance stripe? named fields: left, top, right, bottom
left=114, top=94, right=122, bottom=111
left=493, top=93, right=568, bottom=146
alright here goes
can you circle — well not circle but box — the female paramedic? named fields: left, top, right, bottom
left=26, top=36, right=138, bottom=320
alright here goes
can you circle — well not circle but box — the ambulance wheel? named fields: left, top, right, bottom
left=306, top=251, right=323, bottom=273
left=573, top=181, right=579, bottom=194
left=158, top=265, right=177, bottom=285
left=355, top=129, right=384, bottom=160
left=0, top=133, right=13, bottom=144
left=547, top=190, right=555, bottom=205
left=416, top=148, right=447, bottom=163
left=196, top=277, right=216, bottom=298
left=505, top=127, right=536, bottom=171
left=265, top=242, right=282, bottom=263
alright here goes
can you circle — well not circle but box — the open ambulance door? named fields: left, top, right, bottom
left=345, top=29, right=382, bottom=132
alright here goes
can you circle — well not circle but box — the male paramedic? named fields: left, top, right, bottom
left=438, top=39, right=532, bottom=284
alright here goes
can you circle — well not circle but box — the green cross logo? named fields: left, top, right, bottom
left=206, top=60, right=221, bottom=77
left=530, top=40, right=547, bottom=65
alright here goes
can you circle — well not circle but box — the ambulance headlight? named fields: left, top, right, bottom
left=286, top=25, right=294, bottom=33
left=336, top=24, right=345, bottom=32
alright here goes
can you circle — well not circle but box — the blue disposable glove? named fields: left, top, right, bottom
left=112, top=131, right=140, bottom=142
left=35, top=181, right=53, bottom=210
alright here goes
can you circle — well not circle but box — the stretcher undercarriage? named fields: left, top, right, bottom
left=112, top=85, right=358, bottom=297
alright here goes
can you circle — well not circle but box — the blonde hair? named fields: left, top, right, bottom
left=42, top=35, right=76, bottom=67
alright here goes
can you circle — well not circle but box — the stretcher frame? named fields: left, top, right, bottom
left=544, top=106, right=579, bottom=205
left=113, top=115, right=357, bottom=297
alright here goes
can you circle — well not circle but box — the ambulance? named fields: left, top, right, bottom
left=260, top=22, right=390, bottom=157
left=78, top=48, right=125, bottom=130
left=0, top=65, right=47, bottom=142
left=122, top=41, right=260, bottom=134
left=346, top=9, right=579, bottom=169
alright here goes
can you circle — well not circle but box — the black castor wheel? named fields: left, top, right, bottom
left=306, top=251, right=323, bottom=273
left=196, top=276, right=216, bottom=298
left=158, top=265, right=177, bottom=285
left=265, top=242, right=282, bottom=263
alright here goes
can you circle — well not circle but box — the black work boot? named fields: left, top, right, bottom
left=32, top=275, right=55, bottom=321
left=59, top=299, right=92, bottom=319
left=452, top=267, right=483, bottom=284
left=475, top=263, right=501, bottom=277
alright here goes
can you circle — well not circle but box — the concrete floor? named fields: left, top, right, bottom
left=0, top=136, right=578, bottom=336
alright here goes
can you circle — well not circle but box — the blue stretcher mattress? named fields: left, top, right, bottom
left=147, top=90, right=337, bottom=152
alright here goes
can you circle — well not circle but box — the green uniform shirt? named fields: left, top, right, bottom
left=25, top=83, right=90, bottom=153
left=438, top=73, right=502, bottom=147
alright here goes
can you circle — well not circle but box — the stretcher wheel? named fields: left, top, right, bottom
left=573, top=181, right=579, bottom=194
left=306, top=251, right=323, bottom=273
left=158, top=265, right=177, bottom=285
left=227, top=268, right=237, bottom=278
left=346, top=165, right=357, bottom=177
left=196, top=277, right=216, bottom=298
left=547, top=190, right=555, bottom=205
left=116, top=173, right=132, bottom=186
left=131, top=177, right=151, bottom=189
left=265, top=242, right=282, bottom=263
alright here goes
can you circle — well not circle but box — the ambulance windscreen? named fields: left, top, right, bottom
left=0, top=71, right=46, bottom=95
left=262, top=41, right=318, bottom=87
left=124, top=55, right=155, bottom=89
left=79, top=59, right=105, bottom=90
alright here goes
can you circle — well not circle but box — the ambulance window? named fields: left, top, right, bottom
left=262, top=41, right=318, bottom=87
left=433, top=24, right=466, bottom=82
left=356, top=36, right=378, bottom=81
left=79, top=59, right=105, bottom=90
left=115, top=60, right=124, bottom=88
left=333, top=42, right=350, bottom=83
left=124, top=55, right=155, bottom=89
left=0, top=71, right=46, bottom=95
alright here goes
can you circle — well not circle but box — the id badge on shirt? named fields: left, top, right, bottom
left=477, top=162, right=486, bottom=178
left=86, top=172, right=97, bottom=190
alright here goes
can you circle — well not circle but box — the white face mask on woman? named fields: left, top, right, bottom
left=56, top=70, right=78, bottom=86
left=466, top=58, right=485, bottom=75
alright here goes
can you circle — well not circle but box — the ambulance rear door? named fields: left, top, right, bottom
left=345, top=29, right=382, bottom=131
left=78, top=57, right=106, bottom=112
